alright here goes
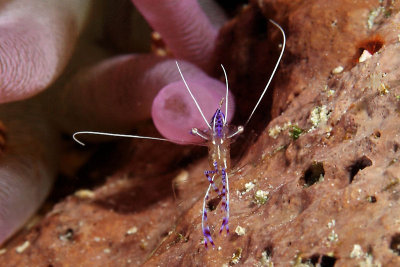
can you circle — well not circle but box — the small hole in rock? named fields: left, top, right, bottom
left=263, top=244, right=274, bottom=257
left=207, top=197, right=221, bottom=211
left=58, top=228, right=74, bottom=241
left=301, top=254, right=319, bottom=265
left=353, top=36, right=384, bottom=64
left=320, top=255, right=337, bottom=267
left=390, top=233, right=400, bottom=255
left=347, top=156, right=372, bottom=183
left=366, top=244, right=373, bottom=255
left=161, top=231, right=169, bottom=237
left=301, top=254, right=337, bottom=266
left=301, top=162, right=325, bottom=187
left=367, top=195, right=377, bottom=203
left=360, top=36, right=384, bottom=55
left=394, top=143, right=399, bottom=152
left=373, top=131, right=381, bottom=138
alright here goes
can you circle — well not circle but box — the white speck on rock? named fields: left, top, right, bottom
left=332, top=66, right=344, bottom=74
left=359, top=50, right=372, bottom=62
left=235, top=226, right=246, bottom=236
left=350, top=244, right=363, bottom=259
left=126, top=226, right=138, bottom=235
left=15, top=241, right=30, bottom=254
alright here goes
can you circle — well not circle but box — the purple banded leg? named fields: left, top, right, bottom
left=204, top=161, right=221, bottom=195
left=220, top=168, right=227, bottom=212
left=219, top=168, right=229, bottom=235
left=202, top=183, right=215, bottom=248
left=204, top=171, right=220, bottom=195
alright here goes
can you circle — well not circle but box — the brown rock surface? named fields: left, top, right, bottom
left=2, top=0, right=400, bottom=266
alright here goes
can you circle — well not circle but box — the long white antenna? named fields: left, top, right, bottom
left=220, top=64, right=229, bottom=125
left=245, top=19, right=286, bottom=126
left=175, top=61, right=212, bottom=130
left=73, top=131, right=170, bottom=146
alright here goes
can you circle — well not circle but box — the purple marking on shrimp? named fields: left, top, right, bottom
left=202, top=184, right=215, bottom=248
left=220, top=168, right=226, bottom=205
left=204, top=170, right=220, bottom=195
left=210, top=109, right=225, bottom=138
left=203, top=226, right=215, bottom=248
left=220, top=217, right=229, bottom=234
left=219, top=168, right=229, bottom=234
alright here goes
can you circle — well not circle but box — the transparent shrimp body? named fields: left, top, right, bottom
left=207, top=109, right=231, bottom=171
left=196, top=108, right=240, bottom=248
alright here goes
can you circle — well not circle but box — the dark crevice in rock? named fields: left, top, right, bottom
left=367, top=195, right=377, bottom=203
left=263, top=244, right=274, bottom=257
left=302, top=254, right=337, bottom=266
left=393, top=143, right=399, bottom=152
left=390, top=233, right=400, bottom=255
left=320, top=255, right=337, bottom=266
left=358, top=36, right=384, bottom=55
left=373, top=131, right=381, bottom=138
left=58, top=228, right=74, bottom=242
left=301, top=254, right=319, bottom=265
left=347, top=156, right=372, bottom=183
left=207, top=196, right=221, bottom=211
left=352, top=36, right=384, bottom=66
left=300, top=162, right=325, bottom=187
